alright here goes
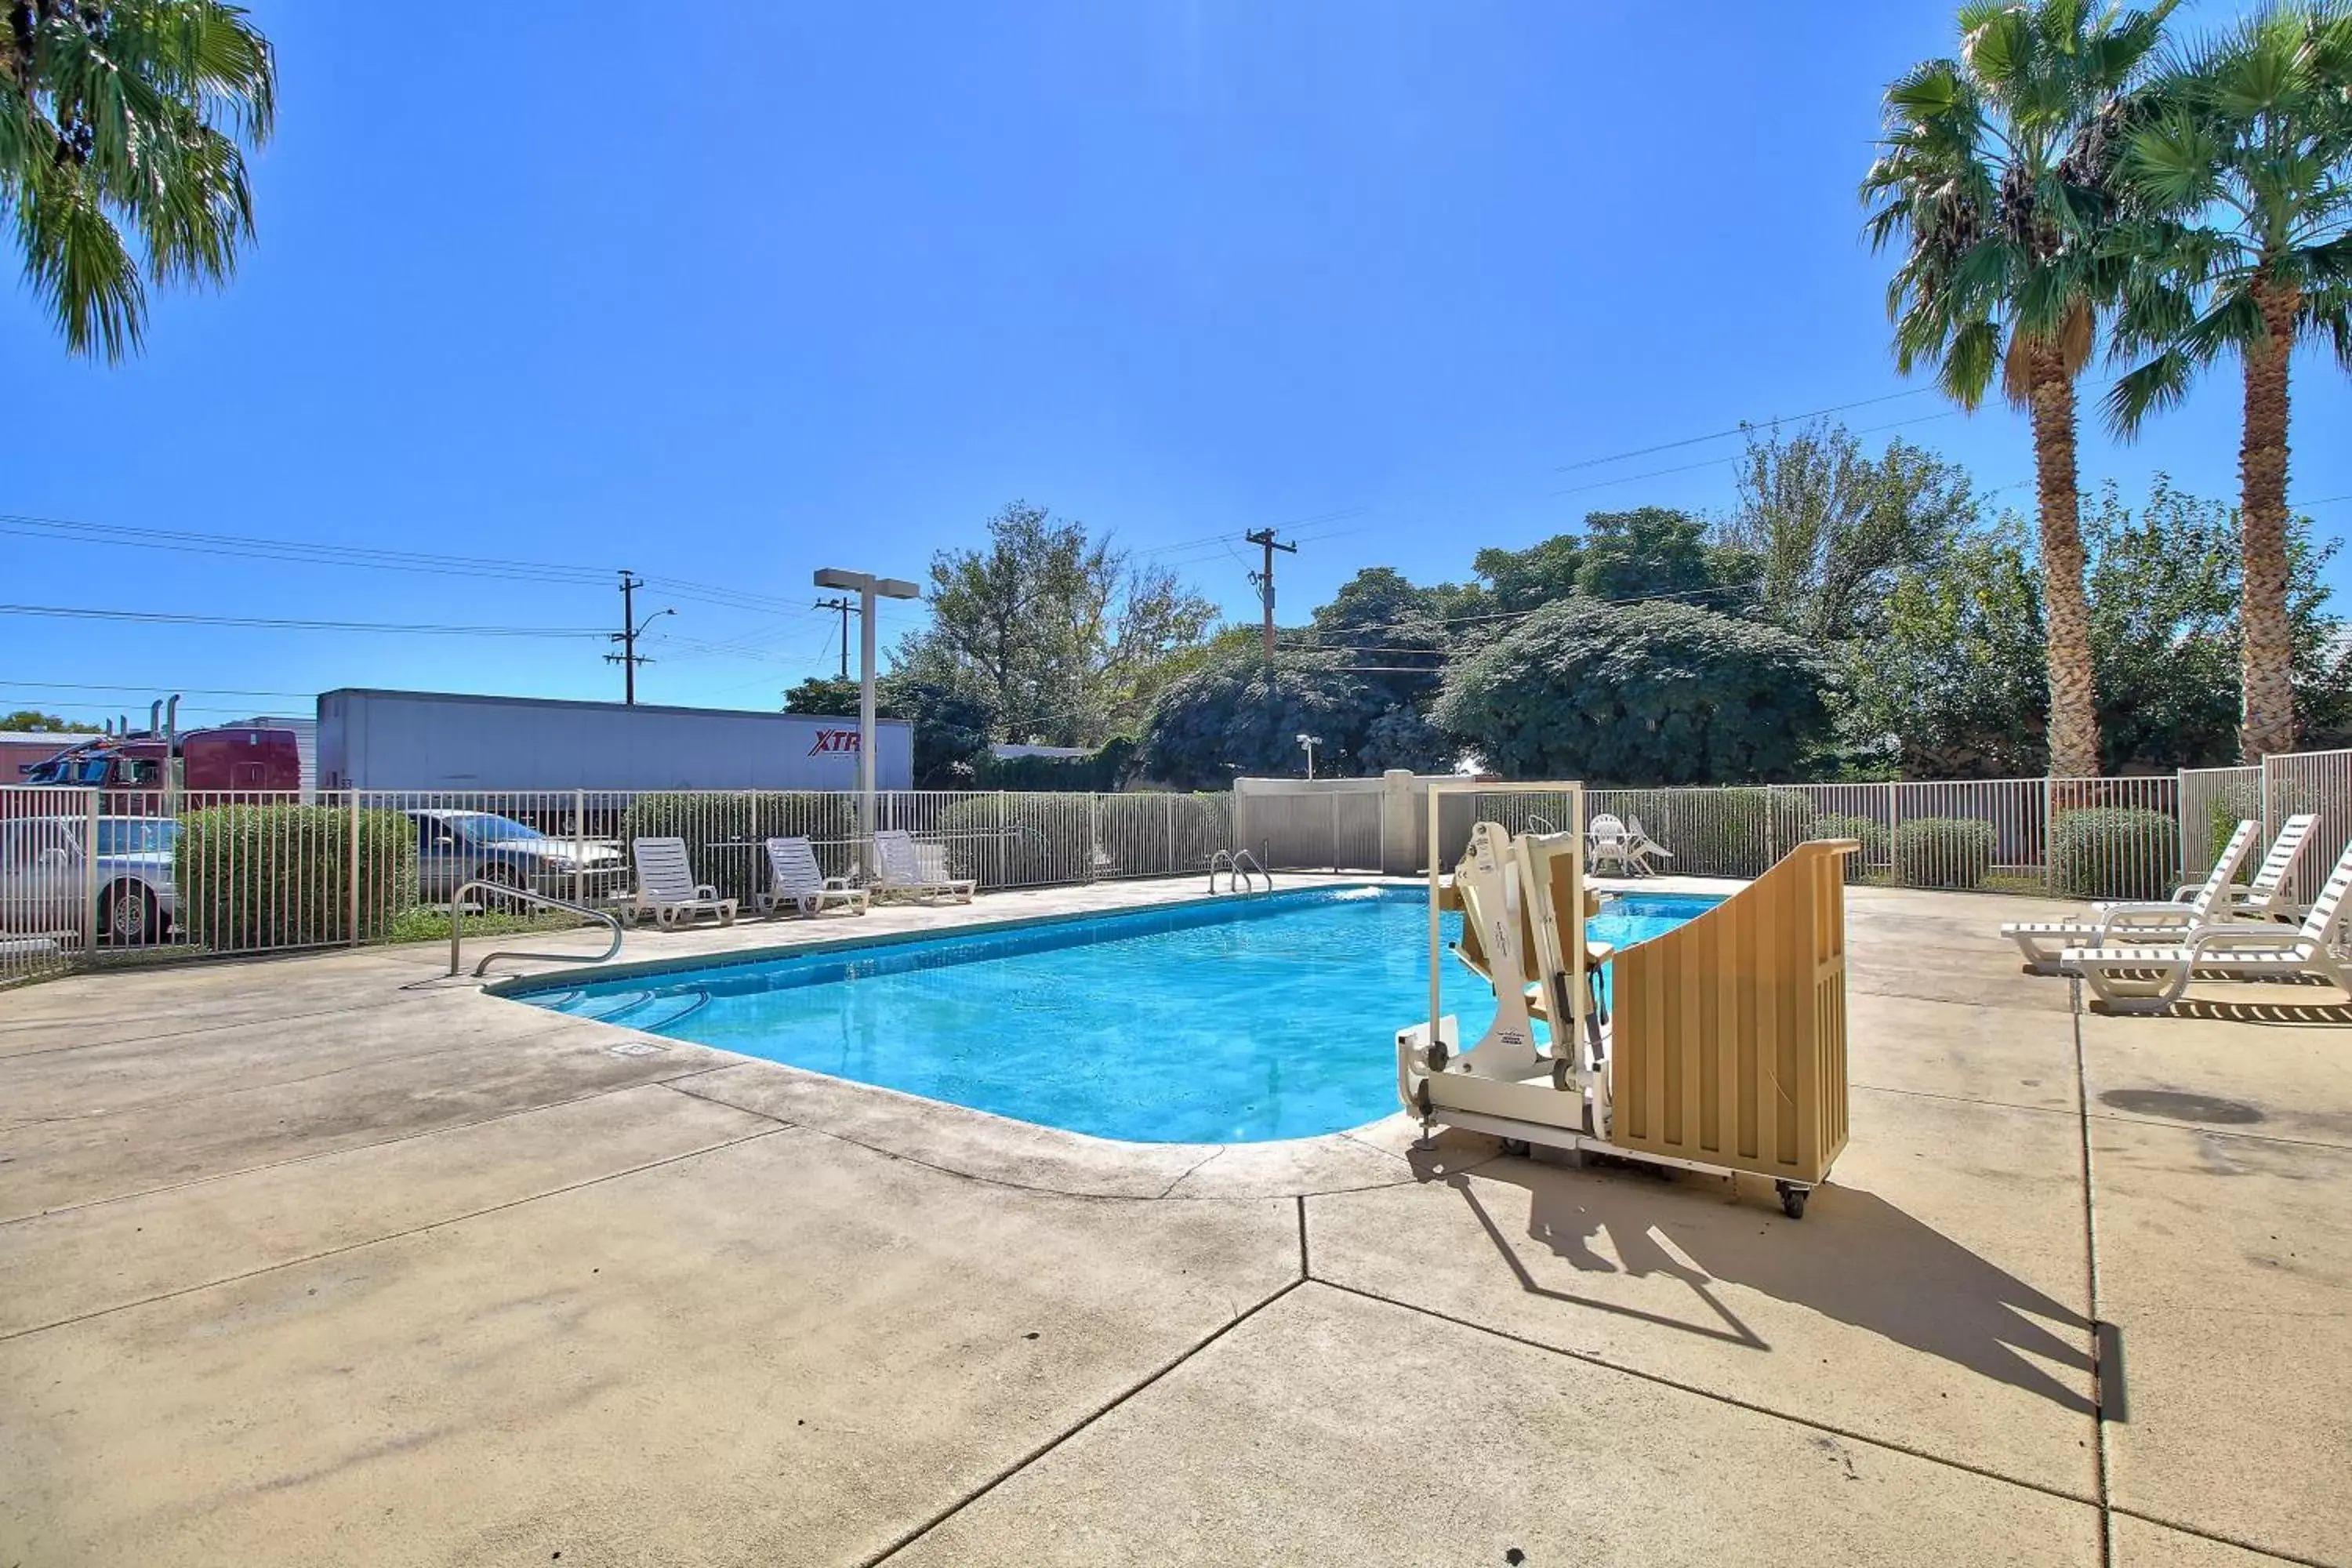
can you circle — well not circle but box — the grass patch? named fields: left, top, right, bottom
left=385, top=906, right=595, bottom=945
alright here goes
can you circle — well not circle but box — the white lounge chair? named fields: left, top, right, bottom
left=2003, top=818, right=2262, bottom=971
left=624, top=836, right=737, bottom=929
left=2062, top=840, right=2352, bottom=1014
left=873, top=829, right=976, bottom=903
left=753, top=836, right=867, bottom=919
left=2114, top=811, right=2317, bottom=924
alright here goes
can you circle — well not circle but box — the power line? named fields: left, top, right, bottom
left=0, top=679, right=315, bottom=698
left=0, top=509, right=837, bottom=622
left=1552, top=388, right=1938, bottom=473
left=0, top=603, right=608, bottom=637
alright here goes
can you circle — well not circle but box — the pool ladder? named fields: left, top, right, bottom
left=1206, top=848, right=1271, bottom=895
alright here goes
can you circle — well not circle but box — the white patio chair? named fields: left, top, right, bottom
left=624, top=836, right=737, bottom=929
left=872, top=829, right=976, bottom=903
left=2062, top=839, right=2352, bottom=1014
left=1587, top=814, right=1638, bottom=877
left=753, top=836, right=867, bottom=919
left=2004, top=818, right=2261, bottom=971
left=1625, top=815, right=1674, bottom=876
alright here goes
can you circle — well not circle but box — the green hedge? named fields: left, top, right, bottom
left=2049, top=807, right=2177, bottom=902
left=1604, top=788, right=1816, bottom=878
left=935, top=794, right=1094, bottom=887
left=619, top=793, right=859, bottom=900
left=1809, top=813, right=1889, bottom=884
left=174, top=805, right=417, bottom=949
left=1892, top=817, right=1995, bottom=889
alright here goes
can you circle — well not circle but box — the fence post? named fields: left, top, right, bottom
left=1165, top=792, right=1176, bottom=874
left=347, top=791, right=362, bottom=946
left=575, top=788, right=587, bottom=908
left=2040, top=775, right=2053, bottom=896
left=82, top=786, right=100, bottom=960
left=1886, top=781, right=1900, bottom=887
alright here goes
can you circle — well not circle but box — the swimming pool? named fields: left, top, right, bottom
left=513, top=885, right=1720, bottom=1144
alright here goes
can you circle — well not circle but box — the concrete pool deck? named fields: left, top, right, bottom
left=2, top=875, right=2347, bottom=1565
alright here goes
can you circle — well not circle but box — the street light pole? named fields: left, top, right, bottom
left=815, top=566, right=921, bottom=872
left=1297, top=732, right=1322, bottom=779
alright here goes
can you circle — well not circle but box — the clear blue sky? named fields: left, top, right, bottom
left=5, top=0, right=2344, bottom=731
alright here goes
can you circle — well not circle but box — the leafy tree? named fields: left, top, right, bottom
left=1572, top=506, right=1726, bottom=604
left=877, top=676, right=998, bottom=789
left=1718, top=423, right=1977, bottom=641
left=1841, top=479, right=2352, bottom=775
left=1470, top=535, right=1584, bottom=613
left=1435, top=598, right=1831, bottom=785
left=1863, top=0, right=2178, bottom=776
left=1139, top=655, right=1381, bottom=789
left=1298, top=567, right=1450, bottom=711
left=0, top=709, right=70, bottom=731
left=1835, top=524, right=2049, bottom=778
left=2107, top=2, right=2352, bottom=759
left=2, top=0, right=276, bottom=358
left=1356, top=705, right=1457, bottom=774
left=780, top=676, right=866, bottom=716
left=892, top=502, right=1217, bottom=747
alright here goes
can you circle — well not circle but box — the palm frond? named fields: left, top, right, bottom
left=2103, top=347, right=2197, bottom=434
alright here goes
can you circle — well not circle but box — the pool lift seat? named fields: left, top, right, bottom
left=1398, top=816, right=1856, bottom=1220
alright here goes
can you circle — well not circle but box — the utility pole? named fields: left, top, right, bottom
left=813, top=595, right=858, bottom=680
left=1244, top=528, right=1298, bottom=662
left=605, top=570, right=673, bottom=705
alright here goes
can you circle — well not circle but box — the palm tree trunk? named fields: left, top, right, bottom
left=2026, top=347, right=2101, bottom=778
left=2238, top=280, right=2298, bottom=760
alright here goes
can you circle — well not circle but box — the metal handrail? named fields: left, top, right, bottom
left=447, top=879, right=624, bottom=978
left=1206, top=848, right=1272, bottom=895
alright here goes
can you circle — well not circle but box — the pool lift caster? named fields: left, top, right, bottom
left=1775, top=1180, right=1810, bottom=1221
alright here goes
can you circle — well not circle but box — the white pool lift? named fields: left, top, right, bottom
left=1396, top=780, right=1857, bottom=1220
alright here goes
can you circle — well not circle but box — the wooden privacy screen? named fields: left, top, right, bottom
left=1610, top=840, right=1858, bottom=1185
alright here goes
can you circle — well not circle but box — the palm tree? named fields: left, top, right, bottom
left=1863, top=0, right=2178, bottom=778
left=1, top=2, right=275, bottom=360
left=2105, top=2, right=2352, bottom=760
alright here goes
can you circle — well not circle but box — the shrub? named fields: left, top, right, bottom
left=2049, top=807, right=2177, bottom=902
left=1809, top=812, right=1889, bottom=883
left=1892, top=817, right=1996, bottom=889
left=2204, top=784, right=2267, bottom=887
left=619, top=793, right=858, bottom=899
left=174, top=805, right=417, bottom=950
left=1604, top=787, right=1817, bottom=877
left=935, top=794, right=1094, bottom=887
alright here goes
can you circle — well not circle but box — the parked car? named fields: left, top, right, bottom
left=405, top=810, right=628, bottom=907
left=0, top=815, right=178, bottom=945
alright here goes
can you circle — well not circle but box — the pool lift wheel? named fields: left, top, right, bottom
left=1396, top=797, right=1840, bottom=1222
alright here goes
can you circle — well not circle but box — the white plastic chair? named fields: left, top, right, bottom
left=753, top=836, right=867, bottom=919
left=873, top=829, right=976, bottom=902
left=2004, top=818, right=2262, bottom=970
left=625, top=837, right=737, bottom=928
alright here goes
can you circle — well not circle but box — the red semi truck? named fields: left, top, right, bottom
left=13, top=724, right=303, bottom=798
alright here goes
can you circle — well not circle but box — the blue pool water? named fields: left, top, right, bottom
left=514, top=886, right=1720, bottom=1144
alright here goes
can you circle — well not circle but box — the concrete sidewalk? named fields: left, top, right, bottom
left=1, top=879, right=2345, bottom=1566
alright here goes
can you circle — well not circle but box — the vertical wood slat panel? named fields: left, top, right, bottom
left=1610, top=840, right=1856, bottom=1185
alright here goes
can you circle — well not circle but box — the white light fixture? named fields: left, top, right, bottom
left=1296, top=732, right=1323, bottom=779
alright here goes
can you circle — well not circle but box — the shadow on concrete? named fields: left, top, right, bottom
left=1443, top=1156, right=2096, bottom=1417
